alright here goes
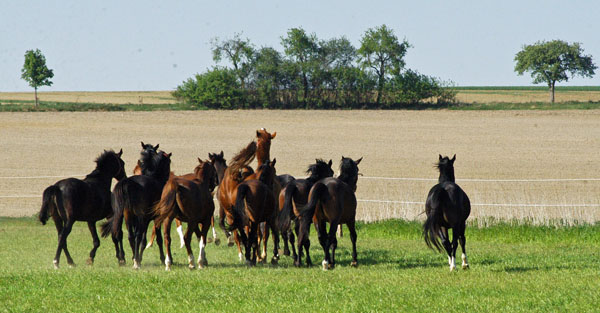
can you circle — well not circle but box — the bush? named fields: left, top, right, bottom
left=172, top=67, right=245, bottom=109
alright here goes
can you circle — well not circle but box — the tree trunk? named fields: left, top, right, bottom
left=549, top=82, right=555, bottom=103
left=34, top=86, right=38, bottom=107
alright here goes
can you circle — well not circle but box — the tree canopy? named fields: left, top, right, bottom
left=21, top=49, right=54, bottom=106
left=514, top=40, right=596, bottom=103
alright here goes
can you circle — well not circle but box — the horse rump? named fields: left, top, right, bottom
left=39, top=185, right=61, bottom=225
left=423, top=184, right=449, bottom=252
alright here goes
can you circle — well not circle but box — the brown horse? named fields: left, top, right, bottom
left=297, top=156, right=362, bottom=270
left=153, top=158, right=218, bottom=270
left=101, top=151, right=172, bottom=269
left=217, top=129, right=276, bottom=261
left=227, top=159, right=280, bottom=266
left=39, top=149, right=126, bottom=269
left=277, top=159, right=334, bottom=266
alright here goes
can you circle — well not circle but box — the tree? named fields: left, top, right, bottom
left=514, top=40, right=596, bottom=103
left=211, top=33, right=255, bottom=90
left=358, top=25, right=410, bottom=107
left=172, top=67, right=244, bottom=109
left=281, top=27, right=320, bottom=105
left=21, top=49, right=54, bottom=107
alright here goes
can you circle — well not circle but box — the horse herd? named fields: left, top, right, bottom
left=39, top=128, right=471, bottom=271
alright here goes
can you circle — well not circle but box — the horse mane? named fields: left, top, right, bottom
left=87, top=150, right=119, bottom=179
left=338, top=158, right=359, bottom=186
left=144, top=151, right=172, bottom=183
left=228, top=141, right=257, bottom=180
left=306, top=159, right=331, bottom=182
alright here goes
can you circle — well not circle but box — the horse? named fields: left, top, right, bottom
left=227, top=159, right=280, bottom=266
left=277, top=159, right=334, bottom=265
left=423, top=154, right=471, bottom=271
left=297, top=156, right=362, bottom=270
left=38, top=149, right=126, bottom=269
left=153, top=158, right=218, bottom=270
left=218, top=128, right=276, bottom=261
left=100, top=151, right=172, bottom=269
left=133, top=141, right=160, bottom=175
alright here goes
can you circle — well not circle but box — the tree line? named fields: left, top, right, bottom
left=172, top=25, right=457, bottom=109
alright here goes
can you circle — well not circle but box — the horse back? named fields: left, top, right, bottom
left=55, top=177, right=108, bottom=221
left=316, top=178, right=356, bottom=224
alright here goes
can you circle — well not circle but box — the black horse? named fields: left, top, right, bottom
left=277, top=159, right=333, bottom=265
left=423, top=154, right=471, bottom=271
left=101, top=150, right=172, bottom=269
left=39, top=149, right=126, bottom=268
left=297, top=157, right=362, bottom=270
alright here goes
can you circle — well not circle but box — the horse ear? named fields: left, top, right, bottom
left=208, top=153, right=214, bottom=159
left=154, top=144, right=159, bottom=150
left=439, top=154, right=443, bottom=161
left=271, top=132, right=276, bottom=139
left=256, top=130, right=261, bottom=138
left=355, top=157, right=363, bottom=165
left=272, top=158, right=276, bottom=167
left=451, top=154, right=456, bottom=162
left=167, top=152, right=172, bottom=158
left=141, top=141, right=145, bottom=148
left=198, top=157, right=202, bottom=163
left=328, top=159, right=333, bottom=167
left=219, top=150, right=224, bottom=157
left=118, top=149, right=123, bottom=157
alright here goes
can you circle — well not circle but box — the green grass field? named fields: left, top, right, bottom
left=1, top=217, right=598, bottom=312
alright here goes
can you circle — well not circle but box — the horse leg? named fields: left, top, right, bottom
left=133, top=218, right=144, bottom=269
left=146, top=222, right=157, bottom=249
left=176, top=218, right=185, bottom=249
left=234, top=231, right=244, bottom=262
left=86, top=221, right=100, bottom=265
left=259, top=222, right=268, bottom=264
left=154, top=221, right=165, bottom=263
left=348, top=221, right=358, bottom=267
left=440, top=227, right=455, bottom=271
left=289, top=228, right=298, bottom=261
left=138, top=219, right=151, bottom=265
left=316, top=221, right=331, bottom=270
left=450, top=227, right=459, bottom=271
left=282, top=229, right=290, bottom=256
left=184, top=224, right=195, bottom=269
left=61, top=221, right=76, bottom=268
left=198, top=222, right=209, bottom=268
left=458, top=223, right=469, bottom=269
left=268, top=218, right=280, bottom=265
left=210, top=216, right=220, bottom=245
left=163, top=216, right=174, bottom=271
left=249, top=224, right=258, bottom=266
left=51, top=215, right=64, bottom=269
left=126, top=218, right=136, bottom=262
left=337, top=224, right=343, bottom=237
left=326, top=221, right=339, bottom=270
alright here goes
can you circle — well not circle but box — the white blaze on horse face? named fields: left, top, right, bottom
left=177, top=225, right=185, bottom=248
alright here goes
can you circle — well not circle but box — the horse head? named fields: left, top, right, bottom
left=255, top=128, right=276, bottom=166
left=339, top=156, right=362, bottom=192
left=208, top=151, right=227, bottom=184
left=195, top=158, right=219, bottom=192
left=436, top=154, right=456, bottom=183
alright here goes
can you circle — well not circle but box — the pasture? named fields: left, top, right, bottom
left=1, top=109, right=599, bottom=312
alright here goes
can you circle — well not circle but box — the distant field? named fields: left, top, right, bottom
left=2, top=88, right=600, bottom=108
left=1, top=110, right=599, bottom=225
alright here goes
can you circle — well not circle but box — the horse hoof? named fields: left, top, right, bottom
left=86, top=258, right=94, bottom=266
left=228, top=242, right=235, bottom=247
left=198, top=259, right=208, bottom=269
left=145, top=242, right=153, bottom=249
left=329, top=263, right=335, bottom=270
left=53, top=260, right=59, bottom=269
left=351, top=261, right=358, bottom=268
left=207, top=237, right=214, bottom=244
left=188, top=264, right=195, bottom=270
left=165, top=266, right=171, bottom=271
left=119, top=259, right=126, bottom=266
left=68, top=263, right=76, bottom=268
left=462, top=264, right=470, bottom=270
left=283, top=249, right=290, bottom=256
left=214, top=238, right=221, bottom=246
left=322, top=260, right=329, bottom=271
left=449, top=265, right=456, bottom=272
left=245, top=260, right=254, bottom=267
left=179, top=243, right=185, bottom=249
left=271, top=257, right=279, bottom=266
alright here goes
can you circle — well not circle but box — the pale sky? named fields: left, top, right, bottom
left=2, top=0, right=599, bottom=92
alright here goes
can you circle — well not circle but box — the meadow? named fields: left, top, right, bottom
left=1, top=217, right=599, bottom=312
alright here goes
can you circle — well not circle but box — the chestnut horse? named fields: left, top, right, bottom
left=39, top=149, right=126, bottom=268
left=423, top=154, right=471, bottom=271
left=101, top=151, right=172, bottom=269
left=218, top=128, right=277, bottom=261
left=277, top=159, right=334, bottom=266
left=227, top=159, right=280, bottom=266
left=297, top=156, right=362, bottom=270
left=153, top=158, right=218, bottom=270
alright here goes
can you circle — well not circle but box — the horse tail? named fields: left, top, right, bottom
left=152, top=179, right=179, bottom=227
left=297, top=182, right=328, bottom=248
left=228, top=183, right=250, bottom=231
left=423, top=185, right=448, bottom=252
left=228, top=141, right=257, bottom=179
left=278, top=183, right=297, bottom=232
left=39, top=185, right=60, bottom=225
left=103, top=180, right=136, bottom=238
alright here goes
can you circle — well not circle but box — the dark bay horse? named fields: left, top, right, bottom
left=227, top=159, right=280, bottom=266
left=277, top=159, right=334, bottom=265
left=423, top=154, right=471, bottom=271
left=297, top=156, right=362, bottom=270
left=101, top=151, right=172, bottom=269
left=39, top=149, right=126, bottom=269
left=153, top=158, right=218, bottom=270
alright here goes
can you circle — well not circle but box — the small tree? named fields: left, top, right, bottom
left=21, top=49, right=54, bottom=107
left=514, top=40, right=596, bottom=103
left=211, top=33, right=255, bottom=90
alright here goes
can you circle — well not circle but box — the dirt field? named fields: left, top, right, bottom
left=1, top=110, right=599, bottom=224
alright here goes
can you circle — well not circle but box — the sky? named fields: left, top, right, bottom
left=2, top=0, right=599, bottom=92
